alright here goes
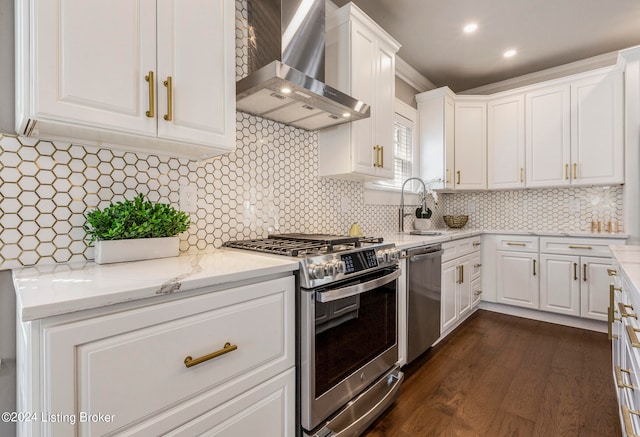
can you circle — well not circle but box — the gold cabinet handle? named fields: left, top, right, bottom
left=457, top=265, right=462, bottom=284
left=473, top=241, right=481, bottom=247
left=619, top=302, right=638, bottom=320
left=573, top=163, right=577, bottom=179
left=533, top=259, right=537, bottom=276
left=372, top=146, right=378, bottom=167
left=627, top=325, right=640, bottom=348
left=520, top=167, right=524, bottom=183
left=568, top=245, right=592, bottom=250
left=446, top=169, right=450, bottom=184
left=506, top=242, right=526, bottom=247
left=583, top=263, right=587, bottom=282
left=380, top=146, right=384, bottom=168
left=474, top=263, right=482, bottom=268
left=622, top=405, right=640, bottom=437
left=565, top=163, right=569, bottom=180
left=163, top=76, right=173, bottom=121
left=608, top=268, right=618, bottom=277
left=461, top=264, right=464, bottom=283
left=456, top=170, right=461, bottom=185
left=573, top=262, right=578, bottom=281
left=145, top=71, right=155, bottom=118
left=184, top=342, right=237, bottom=368
left=474, top=290, right=482, bottom=296
left=616, top=366, right=636, bottom=390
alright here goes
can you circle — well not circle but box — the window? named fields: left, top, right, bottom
left=368, top=100, right=419, bottom=192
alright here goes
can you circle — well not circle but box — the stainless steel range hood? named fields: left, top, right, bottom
left=236, top=0, right=370, bottom=131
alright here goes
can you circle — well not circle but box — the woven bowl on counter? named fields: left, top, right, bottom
left=443, top=215, right=468, bottom=228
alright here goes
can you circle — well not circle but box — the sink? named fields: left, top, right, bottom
left=409, top=230, right=445, bottom=236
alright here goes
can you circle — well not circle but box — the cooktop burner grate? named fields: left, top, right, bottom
left=223, top=234, right=384, bottom=257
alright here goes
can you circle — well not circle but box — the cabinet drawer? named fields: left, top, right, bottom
left=442, top=236, right=481, bottom=262
left=45, top=276, right=295, bottom=436
left=495, top=235, right=538, bottom=252
left=540, top=236, right=624, bottom=257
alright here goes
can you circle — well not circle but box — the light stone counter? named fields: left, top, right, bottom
left=611, top=245, right=640, bottom=291
left=12, top=249, right=299, bottom=322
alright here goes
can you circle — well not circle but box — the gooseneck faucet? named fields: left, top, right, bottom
left=399, top=177, right=427, bottom=233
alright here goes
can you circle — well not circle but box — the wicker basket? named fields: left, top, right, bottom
left=443, top=215, right=469, bottom=229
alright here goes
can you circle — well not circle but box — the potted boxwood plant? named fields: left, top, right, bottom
left=84, top=193, right=191, bottom=264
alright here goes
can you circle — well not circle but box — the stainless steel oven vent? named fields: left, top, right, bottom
left=236, top=0, right=370, bottom=131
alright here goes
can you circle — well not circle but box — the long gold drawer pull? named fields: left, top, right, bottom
left=608, top=268, right=618, bottom=277
left=619, top=302, right=638, bottom=319
left=163, top=76, right=173, bottom=121
left=145, top=71, right=155, bottom=118
left=627, top=325, right=640, bottom=348
left=573, top=262, right=578, bottom=281
left=184, top=342, right=237, bottom=368
left=622, top=405, right=640, bottom=437
left=573, top=163, right=578, bottom=179
left=474, top=290, right=482, bottom=296
left=568, top=245, right=592, bottom=250
left=506, top=242, right=526, bottom=247
left=616, top=366, right=636, bottom=390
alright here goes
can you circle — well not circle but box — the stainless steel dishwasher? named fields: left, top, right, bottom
left=406, top=244, right=443, bottom=364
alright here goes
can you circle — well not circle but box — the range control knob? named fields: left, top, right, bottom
left=377, top=250, right=389, bottom=263
left=323, top=262, right=337, bottom=277
left=388, top=249, right=400, bottom=262
left=325, top=260, right=346, bottom=275
left=309, top=264, right=325, bottom=280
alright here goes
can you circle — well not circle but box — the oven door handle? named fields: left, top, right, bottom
left=315, top=269, right=401, bottom=303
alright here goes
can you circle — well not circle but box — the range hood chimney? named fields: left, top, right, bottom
left=236, top=0, right=370, bottom=130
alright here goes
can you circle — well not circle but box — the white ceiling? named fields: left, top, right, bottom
left=332, top=0, right=640, bottom=92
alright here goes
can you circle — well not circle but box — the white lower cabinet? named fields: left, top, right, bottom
left=440, top=236, right=481, bottom=336
left=496, top=250, right=540, bottom=309
left=17, top=275, right=295, bottom=437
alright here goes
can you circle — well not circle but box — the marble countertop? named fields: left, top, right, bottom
left=383, top=228, right=628, bottom=251
left=12, top=249, right=299, bottom=322
left=611, top=245, right=640, bottom=294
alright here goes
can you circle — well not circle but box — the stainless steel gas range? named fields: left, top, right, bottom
left=224, top=234, right=404, bottom=437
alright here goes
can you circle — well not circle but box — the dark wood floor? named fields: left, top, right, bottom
left=363, top=310, right=621, bottom=437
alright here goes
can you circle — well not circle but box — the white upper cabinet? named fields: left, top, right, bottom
left=417, top=88, right=455, bottom=190
left=319, top=3, right=400, bottom=180
left=525, top=84, right=571, bottom=187
left=15, top=0, right=236, bottom=160
left=487, top=94, right=525, bottom=189
left=570, top=70, right=624, bottom=185
left=454, top=100, right=487, bottom=190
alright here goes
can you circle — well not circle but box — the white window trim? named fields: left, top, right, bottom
left=364, top=99, right=420, bottom=205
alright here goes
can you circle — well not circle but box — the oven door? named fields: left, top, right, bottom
left=300, top=267, right=400, bottom=432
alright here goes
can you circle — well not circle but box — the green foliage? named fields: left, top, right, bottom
left=84, top=193, right=191, bottom=244
left=416, top=206, right=432, bottom=219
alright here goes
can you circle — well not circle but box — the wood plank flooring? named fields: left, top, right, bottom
left=362, top=310, right=621, bottom=437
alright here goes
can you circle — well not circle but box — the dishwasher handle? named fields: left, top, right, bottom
left=409, top=249, right=443, bottom=263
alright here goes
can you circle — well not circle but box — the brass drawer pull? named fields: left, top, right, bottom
left=565, top=163, right=569, bottom=180
left=163, top=76, right=173, bottom=121
left=573, top=162, right=578, bottom=179
left=616, top=366, right=636, bottom=390
left=622, top=405, right=640, bottom=437
left=474, top=290, right=482, bottom=296
left=573, top=262, right=578, bottom=281
left=473, top=241, right=481, bottom=247
left=506, top=242, right=526, bottom=247
left=474, top=263, right=482, bottom=268
left=456, top=170, right=461, bottom=185
left=608, top=268, right=618, bottom=277
left=184, top=342, right=238, bottom=368
left=568, top=245, right=592, bottom=250
left=626, top=325, right=640, bottom=348
left=145, top=71, right=155, bottom=118
left=520, top=167, right=524, bottom=183
left=619, top=302, right=638, bottom=319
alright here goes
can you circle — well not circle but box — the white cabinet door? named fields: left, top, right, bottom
left=570, top=70, right=624, bottom=186
left=526, top=84, right=571, bottom=187
left=540, top=254, right=581, bottom=316
left=458, top=256, right=473, bottom=318
left=581, top=256, right=613, bottom=321
left=488, top=94, right=525, bottom=189
left=156, top=0, right=235, bottom=150
left=497, top=251, right=539, bottom=309
left=374, top=42, right=397, bottom=179
left=441, top=260, right=459, bottom=333
left=33, top=0, right=157, bottom=136
left=454, top=101, right=487, bottom=190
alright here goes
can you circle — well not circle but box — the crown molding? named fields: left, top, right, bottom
left=395, top=56, right=436, bottom=93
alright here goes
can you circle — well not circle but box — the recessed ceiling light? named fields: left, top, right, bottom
left=463, top=23, right=478, bottom=34
left=503, top=49, right=517, bottom=58
left=342, top=112, right=351, bottom=118
left=280, top=87, right=292, bottom=94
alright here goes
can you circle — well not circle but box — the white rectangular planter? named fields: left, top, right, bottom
left=94, top=237, right=179, bottom=264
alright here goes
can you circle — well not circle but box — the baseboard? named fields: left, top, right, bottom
left=478, top=302, right=607, bottom=333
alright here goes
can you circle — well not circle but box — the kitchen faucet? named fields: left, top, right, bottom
left=399, top=177, right=427, bottom=233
